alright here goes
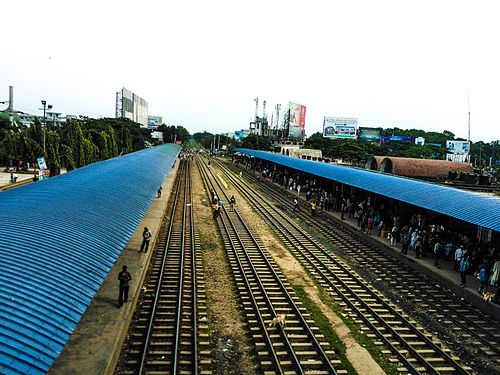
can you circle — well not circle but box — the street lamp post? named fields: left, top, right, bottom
left=40, top=100, right=53, bottom=155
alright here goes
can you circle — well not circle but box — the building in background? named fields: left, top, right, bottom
left=148, top=116, right=163, bottom=130
left=323, top=117, right=357, bottom=139
left=115, top=87, right=148, bottom=127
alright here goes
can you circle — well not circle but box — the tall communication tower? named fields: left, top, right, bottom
left=275, top=103, right=281, bottom=129
left=254, top=97, right=259, bottom=122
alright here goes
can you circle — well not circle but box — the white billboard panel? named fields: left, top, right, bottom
left=323, top=117, right=357, bottom=139
left=446, top=140, right=470, bottom=155
left=446, top=153, right=468, bottom=162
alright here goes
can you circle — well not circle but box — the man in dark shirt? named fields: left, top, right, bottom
left=118, top=265, right=132, bottom=308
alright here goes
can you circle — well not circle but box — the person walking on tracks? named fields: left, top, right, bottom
left=230, top=195, right=236, bottom=212
left=311, top=201, right=317, bottom=217
left=139, top=227, right=152, bottom=253
left=292, top=198, right=299, bottom=213
left=118, top=265, right=132, bottom=308
left=213, top=202, right=220, bottom=218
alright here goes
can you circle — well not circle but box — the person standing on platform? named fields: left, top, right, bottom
left=433, top=240, right=442, bottom=268
left=367, top=216, right=373, bottom=235
left=414, top=231, right=423, bottom=258
left=478, top=263, right=488, bottom=294
left=454, top=246, right=463, bottom=272
left=139, top=227, right=152, bottom=253
left=459, top=255, right=470, bottom=287
left=490, top=259, right=500, bottom=287
left=341, top=201, right=345, bottom=220
left=118, top=265, right=132, bottom=308
left=390, top=225, right=398, bottom=246
left=157, top=186, right=162, bottom=198
left=230, top=195, right=236, bottom=212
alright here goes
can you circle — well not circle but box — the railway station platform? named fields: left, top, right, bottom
left=232, top=149, right=500, bottom=320
left=315, top=204, right=500, bottom=320
left=48, top=159, right=180, bottom=375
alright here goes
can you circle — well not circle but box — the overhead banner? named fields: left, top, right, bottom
left=289, top=102, right=306, bottom=139
left=380, top=136, right=414, bottom=144
left=358, top=127, right=381, bottom=142
left=446, top=140, right=470, bottom=154
left=323, top=117, right=357, bottom=139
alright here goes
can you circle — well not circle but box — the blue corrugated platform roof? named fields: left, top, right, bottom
left=235, top=148, right=500, bottom=233
left=0, top=144, right=180, bottom=375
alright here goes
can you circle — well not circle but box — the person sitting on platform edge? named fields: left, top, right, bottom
left=118, top=265, right=132, bottom=308
left=139, top=227, right=152, bottom=253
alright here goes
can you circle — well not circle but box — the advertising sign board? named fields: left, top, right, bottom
left=415, top=137, right=425, bottom=146
left=37, top=157, right=47, bottom=170
left=289, top=102, right=306, bottom=138
left=39, top=169, right=50, bottom=180
left=446, top=153, right=468, bottom=162
left=380, top=136, right=414, bottom=144
left=358, top=127, right=381, bottom=142
left=446, top=140, right=470, bottom=155
left=151, top=131, right=163, bottom=139
left=323, top=117, right=357, bottom=139
left=148, top=116, right=163, bottom=129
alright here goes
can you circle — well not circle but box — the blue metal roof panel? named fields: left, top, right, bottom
left=0, top=144, right=181, bottom=375
left=235, top=149, right=500, bottom=233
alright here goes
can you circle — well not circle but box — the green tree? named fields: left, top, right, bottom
left=241, top=134, right=271, bottom=151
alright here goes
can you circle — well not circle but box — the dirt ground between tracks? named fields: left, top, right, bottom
left=192, top=163, right=259, bottom=375
left=208, top=164, right=385, bottom=375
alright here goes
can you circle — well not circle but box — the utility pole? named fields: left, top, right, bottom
left=8, top=86, right=13, bottom=126
left=40, top=100, right=53, bottom=155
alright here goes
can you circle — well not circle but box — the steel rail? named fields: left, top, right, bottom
left=199, top=156, right=337, bottom=374
left=216, top=158, right=472, bottom=375
left=228, top=160, right=500, bottom=357
left=196, top=156, right=286, bottom=374
left=138, top=160, right=186, bottom=375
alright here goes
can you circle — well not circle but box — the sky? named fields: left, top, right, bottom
left=1, top=0, right=499, bottom=142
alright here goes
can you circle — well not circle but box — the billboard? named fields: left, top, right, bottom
left=446, top=140, right=470, bottom=155
left=289, top=102, right=306, bottom=139
left=151, top=131, right=163, bottom=139
left=148, top=116, right=163, bottom=129
left=380, top=136, right=414, bottom=144
left=447, top=153, right=468, bottom=162
left=358, top=127, right=381, bottom=142
left=323, top=117, right=357, bottom=139
left=415, top=137, right=425, bottom=146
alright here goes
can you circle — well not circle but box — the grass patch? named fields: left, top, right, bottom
left=290, top=284, right=358, bottom=375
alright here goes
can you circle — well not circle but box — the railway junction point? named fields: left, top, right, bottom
left=0, top=145, right=499, bottom=374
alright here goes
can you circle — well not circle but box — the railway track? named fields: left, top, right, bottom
left=212, top=157, right=484, bottom=374
left=221, top=159, right=500, bottom=374
left=115, top=159, right=211, bottom=375
left=196, top=156, right=341, bottom=375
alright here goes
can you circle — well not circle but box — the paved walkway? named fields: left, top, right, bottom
left=48, top=159, right=180, bottom=375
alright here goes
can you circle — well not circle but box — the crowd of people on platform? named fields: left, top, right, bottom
left=235, top=155, right=500, bottom=304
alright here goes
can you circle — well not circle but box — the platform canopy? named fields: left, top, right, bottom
left=0, top=144, right=180, bottom=375
left=235, top=148, right=500, bottom=233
